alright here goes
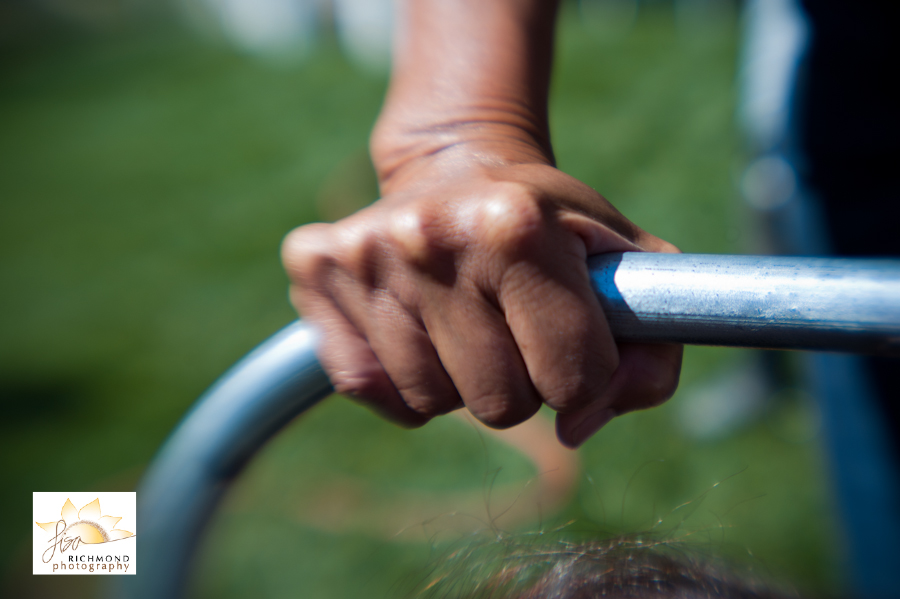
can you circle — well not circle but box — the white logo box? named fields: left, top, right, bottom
left=33, top=492, right=137, bottom=575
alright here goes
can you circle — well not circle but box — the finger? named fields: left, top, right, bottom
left=285, top=219, right=452, bottom=424
left=291, top=286, right=430, bottom=428
left=359, top=288, right=464, bottom=418
left=555, top=342, right=683, bottom=448
left=475, top=198, right=621, bottom=415
left=500, top=255, right=619, bottom=415
left=309, top=230, right=464, bottom=420
left=422, top=288, right=543, bottom=429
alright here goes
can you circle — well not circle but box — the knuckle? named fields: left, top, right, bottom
left=281, top=224, right=335, bottom=283
left=330, top=363, right=392, bottom=401
left=389, top=203, right=446, bottom=260
left=468, top=392, right=540, bottom=429
left=327, top=217, right=389, bottom=285
left=396, top=383, right=459, bottom=418
left=335, top=225, right=379, bottom=269
left=541, top=348, right=618, bottom=413
left=476, top=183, right=547, bottom=255
left=540, top=375, right=600, bottom=414
left=388, top=203, right=461, bottom=285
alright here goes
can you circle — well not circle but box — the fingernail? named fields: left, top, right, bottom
left=561, top=408, right=616, bottom=448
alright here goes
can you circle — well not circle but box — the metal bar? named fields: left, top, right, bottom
left=118, top=322, right=332, bottom=599
left=118, top=253, right=900, bottom=599
left=590, top=253, right=900, bottom=356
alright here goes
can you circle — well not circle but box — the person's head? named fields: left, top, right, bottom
left=414, top=533, right=796, bottom=599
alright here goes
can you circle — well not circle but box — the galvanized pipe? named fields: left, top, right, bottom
left=120, top=322, right=331, bottom=599
left=591, top=253, right=900, bottom=356
left=119, top=253, right=900, bottom=599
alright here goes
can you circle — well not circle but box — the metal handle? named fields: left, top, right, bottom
left=119, top=253, right=900, bottom=598
left=591, top=253, right=900, bottom=354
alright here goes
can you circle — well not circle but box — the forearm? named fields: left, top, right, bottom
left=372, top=0, right=561, bottom=189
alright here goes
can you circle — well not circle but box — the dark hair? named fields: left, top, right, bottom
left=414, top=533, right=798, bottom=599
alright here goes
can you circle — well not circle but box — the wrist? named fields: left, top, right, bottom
left=371, top=116, right=554, bottom=193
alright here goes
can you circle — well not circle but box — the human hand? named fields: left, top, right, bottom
left=282, top=146, right=682, bottom=448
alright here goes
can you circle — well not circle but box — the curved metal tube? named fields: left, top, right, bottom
left=120, top=322, right=332, bottom=599
left=120, top=253, right=900, bottom=599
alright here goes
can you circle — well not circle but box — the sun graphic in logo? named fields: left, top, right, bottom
left=36, top=498, right=133, bottom=544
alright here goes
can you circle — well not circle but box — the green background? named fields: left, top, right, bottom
left=1, top=3, right=840, bottom=597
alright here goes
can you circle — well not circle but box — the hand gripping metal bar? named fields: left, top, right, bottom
left=118, top=252, right=900, bottom=599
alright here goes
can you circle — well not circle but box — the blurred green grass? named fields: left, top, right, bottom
left=1, top=4, right=840, bottom=598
